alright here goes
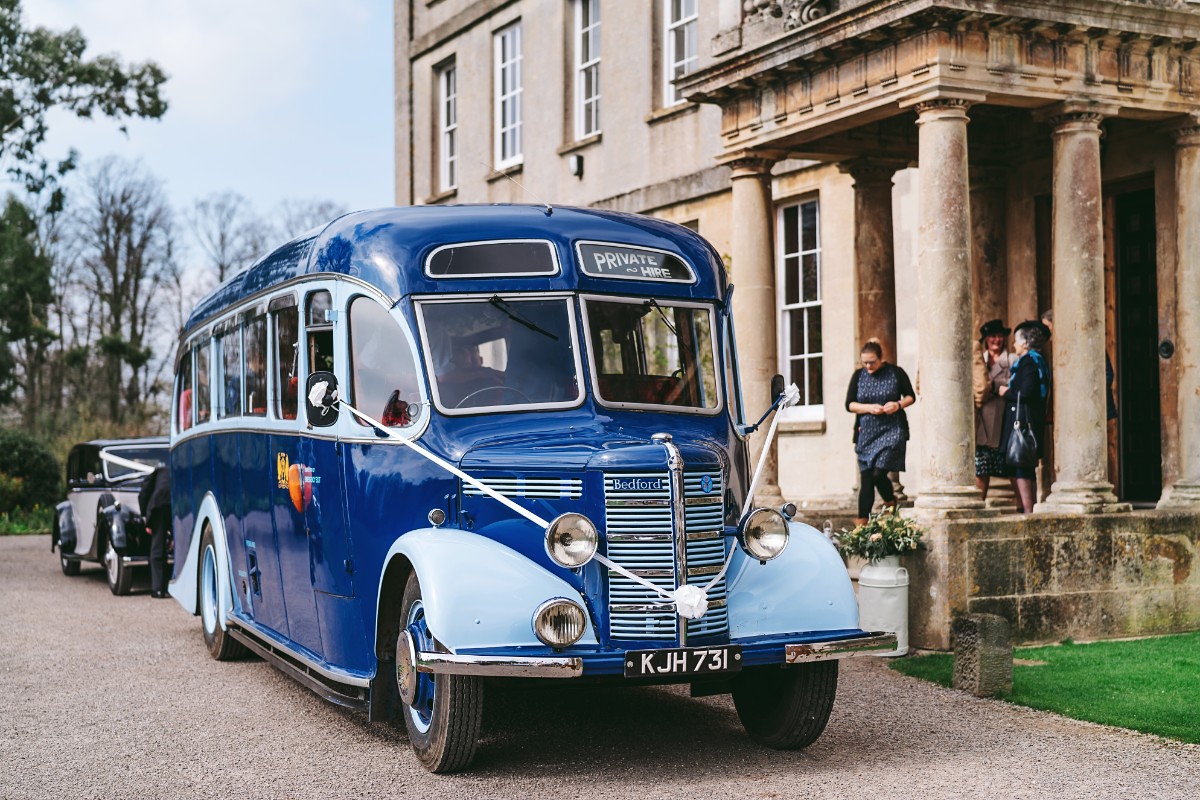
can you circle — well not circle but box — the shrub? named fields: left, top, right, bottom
left=0, top=428, right=61, bottom=513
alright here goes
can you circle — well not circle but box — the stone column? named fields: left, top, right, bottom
left=1037, top=102, right=1127, bottom=514
left=971, top=168, right=1009, bottom=330
left=842, top=158, right=907, bottom=502
left=910, top=97, right=985, bottom=511
left=1160, top=117, right=1200, bottom=509
left=729, top=153, right=782, bottom=503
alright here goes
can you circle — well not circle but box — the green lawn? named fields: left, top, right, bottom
left=890, top=632, right=1200, bottom=744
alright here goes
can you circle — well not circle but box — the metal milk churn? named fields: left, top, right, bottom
left=857, top=555, right=908, bottom=656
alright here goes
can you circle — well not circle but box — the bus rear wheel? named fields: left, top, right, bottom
left=397, top=572, right=483, bottom=773
left=731, top=661, right=838, bottom=750
left=199, top=526, right=246, bottom=661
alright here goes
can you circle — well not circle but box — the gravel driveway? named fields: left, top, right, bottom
left=1, top=534, right=1197, bottom=799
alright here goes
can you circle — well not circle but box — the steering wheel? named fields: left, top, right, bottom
left=454, top=385, right=532, bottom=409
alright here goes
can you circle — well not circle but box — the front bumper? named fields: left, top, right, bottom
left=416, top=630, right=898, bottom=679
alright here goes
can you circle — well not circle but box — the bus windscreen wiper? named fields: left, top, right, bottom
left=644, top=298, right=678, bottom=337
left=488, top=295, right=559, bottom=340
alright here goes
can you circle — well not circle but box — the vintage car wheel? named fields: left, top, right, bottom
left=60, top=555, right=80, bottom=576
left=731, top=661, right=838, bottom=750
left=397, top=572, right=482, bottom=773
left=199, top=526, right=246, bottom=661
left=104, top=539, right=134, bottom=596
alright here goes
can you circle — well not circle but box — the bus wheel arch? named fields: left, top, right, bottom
left=197, top=520, right=245, bottom=661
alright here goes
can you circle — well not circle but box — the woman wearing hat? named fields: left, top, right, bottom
left=974, top=319, right=1014, bottom=500
left=998, top=321, right=1052, bottom=513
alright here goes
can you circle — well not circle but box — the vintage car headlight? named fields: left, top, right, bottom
left=544, top=513, right=598, bottom=568
left=533, top=598, right=587, bottom=648
left=738, top=507, right=789, bottom=561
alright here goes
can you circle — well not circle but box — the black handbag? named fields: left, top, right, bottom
left=1005, top=392, right=1039, bottom=468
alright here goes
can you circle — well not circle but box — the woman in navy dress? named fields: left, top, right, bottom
left=998, top=321, right=1051, bottom=513
left=845, top=340, right=916, bottom=524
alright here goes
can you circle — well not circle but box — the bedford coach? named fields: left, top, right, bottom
left=168, top=204, right=895, bottom=772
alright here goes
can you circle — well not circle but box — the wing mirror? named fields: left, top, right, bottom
left=305, top=372, right=340, bottom=427
left=770, top=373, right=786, bottom=405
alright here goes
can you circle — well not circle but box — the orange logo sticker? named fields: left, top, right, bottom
left=288, top=463, right=313, bottom=512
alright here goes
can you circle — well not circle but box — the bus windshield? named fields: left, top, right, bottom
left=417, top=296, right=582, bottom=413
left=583, top=297, right=719, bottom=412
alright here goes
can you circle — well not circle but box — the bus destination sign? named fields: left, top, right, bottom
left=577, top=242, right=694, bottom=283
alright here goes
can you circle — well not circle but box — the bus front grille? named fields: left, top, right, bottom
left=604, top=471, right=728, bottom=642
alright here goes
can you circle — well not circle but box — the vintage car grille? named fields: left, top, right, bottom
left=604, top=471, right=728, bottom=641
left=463, top=476, right=582, bottom=499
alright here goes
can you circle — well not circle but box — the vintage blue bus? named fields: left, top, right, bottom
left=169, top=204, right=894, bottom=772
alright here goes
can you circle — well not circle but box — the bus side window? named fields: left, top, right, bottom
left=195, top=339, right=212, bottom=424
left=348, top=296, right=423, bottom=428
left=177, top=349, right=194, bottom=432
left=244, top=315, right=268, bottom=417
left=219, top=326, right=242, bottom=419
left=272, top=296, right=299, bottom=420
left=306, top=290, right=335, bottom=375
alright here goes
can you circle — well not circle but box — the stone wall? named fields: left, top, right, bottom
left=906, top=510, right=1200, bottom=648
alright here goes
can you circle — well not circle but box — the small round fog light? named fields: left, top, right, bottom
left=533, top=599, right=587, bottom=648
left=739, top=507, right=790, bottom=561
left=544, top=513, right=598, bottom=568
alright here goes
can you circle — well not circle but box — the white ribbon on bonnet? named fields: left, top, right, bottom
left=336, top=382, right=800, bottom=622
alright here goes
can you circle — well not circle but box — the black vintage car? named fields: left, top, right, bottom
left=52, top=437, right=170, bottom=595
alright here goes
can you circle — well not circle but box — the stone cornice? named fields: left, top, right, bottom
left=679, top=0, right=1200, bottom=103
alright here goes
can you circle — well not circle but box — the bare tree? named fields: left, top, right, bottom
left=274, top=198, right=347, bottom=239
left=187, top=190, right=268, bottom=284
left=71, top=157, right=178, bottom=424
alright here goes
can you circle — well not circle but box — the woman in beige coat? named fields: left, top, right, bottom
left=974, top=319, right=1015, bottom=501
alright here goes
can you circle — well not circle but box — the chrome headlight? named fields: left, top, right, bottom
left=544, top=513, right=598, bottom=568
left=533, top=598, right=587, bottom=647
left=738, top=507, right=789, bottom=561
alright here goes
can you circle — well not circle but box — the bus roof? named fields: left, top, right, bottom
left=183, top=205, right=729, bottom=334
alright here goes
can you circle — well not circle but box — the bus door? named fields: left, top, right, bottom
left=269, top=290, right=324, bottom=657
left=299, top=282, right=354, bottom=598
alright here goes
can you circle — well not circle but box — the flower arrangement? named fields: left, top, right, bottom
left=836, top=508, right=925, bottom=562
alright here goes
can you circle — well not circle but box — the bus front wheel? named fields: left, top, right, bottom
left=198, top=526, right=246, bottom=661
left=397, top=572, right=483, bottom=773
left=731, top=660, right=838, bottom=750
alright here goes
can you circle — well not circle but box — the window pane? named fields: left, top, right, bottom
left=783, top=205, right=798, bottom=254
left=178, top=352, right=194, bottom=432
left=801, top=202, right=818, bottom=251
left=274, top=306, right=299, bottom=420
left=195, top=342, right=211, bottom=424
left=788, top=309, right=804, bottom=360
left=784, top=255, right=799, bottom=306
left=220, top=330, right=241, bottom=419
left=807, top=306, right=822, bottom=354
left=789, top=357, right=805, bottom=401
left=428, top=240, right=557, bottom=277
left=807, top=357, right=823, bottom=405
left=586, top=299, right=719, bottom=410
left=244, top=316, right=267, bottom=416
left=421, top=298, right=580, bottom=412
left=350, top=297, right=424, bottom=427
left=802, top=253, right=820, bottom=303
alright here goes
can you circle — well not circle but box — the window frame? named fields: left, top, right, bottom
left=493, top=21, right=523, bottom=170
left=437, top=60, right=458, bottom=192
left=663, top=0, right=697, bottom=108
left=580, top=293, right=724, bottom=416
left=574, top=0, right=601, bottom=140
left=776, top=197, right=824, bottom=421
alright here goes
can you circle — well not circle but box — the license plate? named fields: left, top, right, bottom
left=623, top=645, right=742, bottom=678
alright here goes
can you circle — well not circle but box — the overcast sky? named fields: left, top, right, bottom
left=21, top=0, right=394, bottom=223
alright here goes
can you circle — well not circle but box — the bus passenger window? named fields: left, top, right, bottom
left=177, top=350, right=194, bottom=432
left=219, top=328, right=241, bottom=419
left=195, top=340, right=212, bottom=424
left=349, top=296, right=423, bottom=427
left=244, top=315, right=267, bottom=416
left=307, top=290, right=335, bottom=374
left=273, top=304, right=299, bottom=420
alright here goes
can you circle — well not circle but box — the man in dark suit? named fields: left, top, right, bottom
left=138, top=465, right=172, bottom=598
